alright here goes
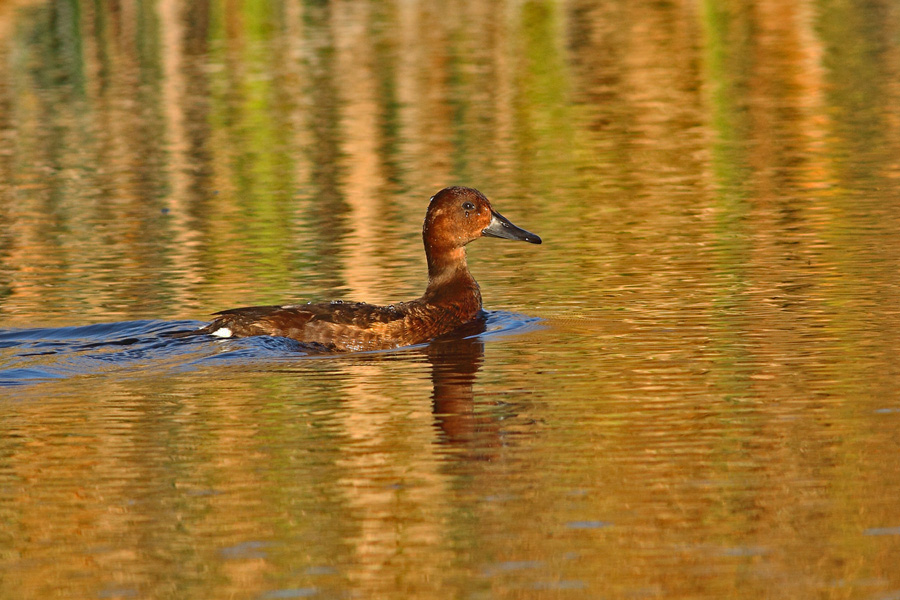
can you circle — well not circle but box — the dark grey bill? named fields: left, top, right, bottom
left=482, top=211, right=542, bottom=244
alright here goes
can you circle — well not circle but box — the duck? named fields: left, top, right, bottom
left=197, top=186, right=541, bottom=352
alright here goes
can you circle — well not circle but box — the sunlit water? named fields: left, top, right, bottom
left=3, top=1, right=900, bottom=599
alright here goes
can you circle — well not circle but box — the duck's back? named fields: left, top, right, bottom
left=203, top=297, right=479, bottom=352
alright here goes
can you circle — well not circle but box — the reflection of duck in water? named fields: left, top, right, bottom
left=427, top=317, right=496, bottom=451
left=196, top=187, right=541, bottom=352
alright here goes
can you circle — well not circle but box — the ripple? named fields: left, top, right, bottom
left=259, top=589, right=318, bottom=599
left=0, top=311, right=540, bottom=388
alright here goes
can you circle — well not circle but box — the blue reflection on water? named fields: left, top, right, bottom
left=0, top=311, right=541, bottom=387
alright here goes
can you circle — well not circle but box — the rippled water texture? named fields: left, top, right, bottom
left=3, top=1, right=900, bottom=599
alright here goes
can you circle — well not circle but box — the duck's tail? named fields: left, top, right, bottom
left=161, top=324, right=216, bottom=339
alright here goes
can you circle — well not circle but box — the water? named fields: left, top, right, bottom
left=0, top=311, right=540, bottom=385
left=3, top=0, right=900, bottom=598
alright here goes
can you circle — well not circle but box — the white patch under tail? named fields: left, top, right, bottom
left=211, top=327, right=233, bottom=338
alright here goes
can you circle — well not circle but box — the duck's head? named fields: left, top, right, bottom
left=423, top=187, right=542, bottom=251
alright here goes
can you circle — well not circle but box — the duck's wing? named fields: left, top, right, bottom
left=202, top=301, right=411, bottom=349
left=205, top=304, right=310, bottom=337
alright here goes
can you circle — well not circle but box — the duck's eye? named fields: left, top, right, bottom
left=462, top=202, right=475, bottom=211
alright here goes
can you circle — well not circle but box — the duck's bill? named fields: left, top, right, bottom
left=482, top=211, right=542, bottom=244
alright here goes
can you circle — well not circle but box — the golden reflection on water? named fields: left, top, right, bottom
left=2, top=0, right=900, bottom=599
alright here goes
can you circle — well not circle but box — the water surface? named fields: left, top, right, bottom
left=2, top=1, right=900, bottom=599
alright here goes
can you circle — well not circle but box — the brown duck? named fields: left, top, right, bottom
left=199, top=187, right=541, bottom=351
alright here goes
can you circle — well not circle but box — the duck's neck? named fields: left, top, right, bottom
left=424, top=246, right=480, bottom=305
left=427, top=246, right=467, bottom=281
